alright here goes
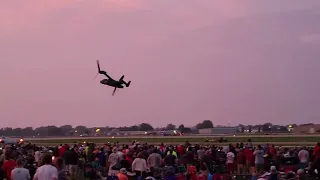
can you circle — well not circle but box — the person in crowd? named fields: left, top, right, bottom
left=309, top=156, right=320, bottom=179
left=251, top=172, right=258, bottom=180
left=87, top=143, right=95, bottom=162
left=164, top=150, right=177, bottom=167
left=147, top=148, right=162, bottom=170
left=296, top=169, right=306, bottom=180
left=268, top=166, right=279, bottom=180
left=117, top=147, right=124, bottom=160
left=226, top=148, right=235, bottom=174
left=199, top=155, right=213, bottom=179
left=125, top=151, right=134, bottom=166
left=97, top=147, right=107, bottom=169
left=179, top=151, right=197, bottom=175
left=11, top=158, right=31, bottom=180
left=58, top=145, right=67, bottom=157
left=108, top=147, right=121, bottom=175
left=176, top=144, right=185, bottom=157
left=247, top=139, right=253, bottom=148
left=54, top=157, right=68, bottom=180
left=63, top=148, right=79, bottom=180
left=313, top=142, right=320, bottom=160
left=197, top=147, right=206, bottom=160
left=298, top=146, right=309, bottom=169
left=34, top=147, right=41, bottom=165
left=167, top=148, right=178, bottom=158
left=120, top=154, right=131, bottom=171
left=24, top=154, right=37, bottom=179
left=33, top=153, right=58, bottom=180
left=132, top=152, right=147, bottom=177
left=0, top=146, right=11, bottom=166
left=269, top=145, right=277, bottom=158
left=237, top=148, right=246, bottom=174
left=117, top=168, right=128, bottom=180
left=2, top=151, right=16, bottom=180
left=253, top=145, right=264, bottom=174
left=163, top=166, right=176, bottom=180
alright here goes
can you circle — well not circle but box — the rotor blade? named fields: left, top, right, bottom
left=93, top=72, right=99, bottom=80
left=97, top=60, right=101, bottom=72
left=93, top=60, right=100, bottom=80
left=112, top=87, right=117, bottom=96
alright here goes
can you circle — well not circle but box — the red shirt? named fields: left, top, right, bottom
left=125, top=156, right=133, bottom=165
left=269, top=146, right=276, bottom=156
left=244, top=149, right=254, bottom=163
left=314, top=145, right=320, bottom=160
left=237, top=152, right=246, bottom=164
left=122, top=148, right=127, bottom=155
left=177, top=145, right=185, bottom=156
left=2, top=159, right=16, bottom=180
left=59, top=146, right=67, bottom=157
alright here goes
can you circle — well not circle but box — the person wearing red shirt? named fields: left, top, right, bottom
left=159, top=143, right=165, bottom=152
left=177, top=145, right=185, bottom=156
left=2, top=153, right=16, bottom=180
left=125, top=152, right=133, bottom=165
left=237, top=149, right=246, bottom=174
left=125, top=156, right=133, bottom=165
left=269, top=145, right=277, bottom=157
left=314, top=142, right=320, bottom=160
left=244, top=147, right=254, bottom=174
left=122, top=148, right=127, bottom=155
left=59, top=144, right=67, bottom=157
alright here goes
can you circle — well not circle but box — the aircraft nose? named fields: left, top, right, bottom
left=100, top=79, right=107, bottom=84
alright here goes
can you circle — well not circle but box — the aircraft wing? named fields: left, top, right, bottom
left=98, top=70, right=111, bottom=79
left=96, top=60, right=114, bottom=80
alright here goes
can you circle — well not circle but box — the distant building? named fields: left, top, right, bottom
left=118, top=131, right=147, bottom=135
left=293, top=124, right=320, bottom=134
left=198, top=127, right=238, bottom=135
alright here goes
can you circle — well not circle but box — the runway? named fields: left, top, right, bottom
left=24, top=134, right=320, bottom=141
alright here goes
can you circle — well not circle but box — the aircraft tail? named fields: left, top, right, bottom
left=126, top=81, right=131, bottom=87
left=119, top=75, right=130, bottom=87
left=120, top=75, right=124, bottom=81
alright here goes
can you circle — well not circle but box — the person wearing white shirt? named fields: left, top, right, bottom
left=11, top=158, right=31, bottom=180
left=226, top=151, right=235, bottom=174
left=132, top=153, right=147, bottom=177
left=298, top=147, right=309, bottom=169
left=33, top=154, right=58, bottom=180
left=34, top=150, right=41, bottom=163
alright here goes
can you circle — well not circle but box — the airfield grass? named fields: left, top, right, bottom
left=28, top=136, right=320, bottom=144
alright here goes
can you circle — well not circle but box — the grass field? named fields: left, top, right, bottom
left=26, top=135, right=320, bottom=146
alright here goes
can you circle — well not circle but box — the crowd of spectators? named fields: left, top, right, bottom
left=0, top=140, right=319, bottom=180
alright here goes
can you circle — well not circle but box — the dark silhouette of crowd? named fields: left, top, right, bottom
left=0, top=140, right=319, bottom=180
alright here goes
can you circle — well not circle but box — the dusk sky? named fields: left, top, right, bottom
left=1, top=0, right=320, bottom=128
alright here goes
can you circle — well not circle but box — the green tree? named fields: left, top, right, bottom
left=196, top=120, right=213, bottom=129
left=75, top=126, right=87, bottom=134
left=178, top=124, right=185, bottom=132
left=166, top=124, right=176, bottom=130
left=59, top=125, right=73, bottom=135
left=139, top=123, right=153, bottom=131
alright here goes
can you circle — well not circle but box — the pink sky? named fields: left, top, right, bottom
left=1, top=0, right=320, bottom=128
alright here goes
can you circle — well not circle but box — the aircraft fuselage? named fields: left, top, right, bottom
left=100, top=79, right=124, bottom=88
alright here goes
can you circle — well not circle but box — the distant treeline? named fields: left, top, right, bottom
left=0, top=120, right=314, bottom=137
